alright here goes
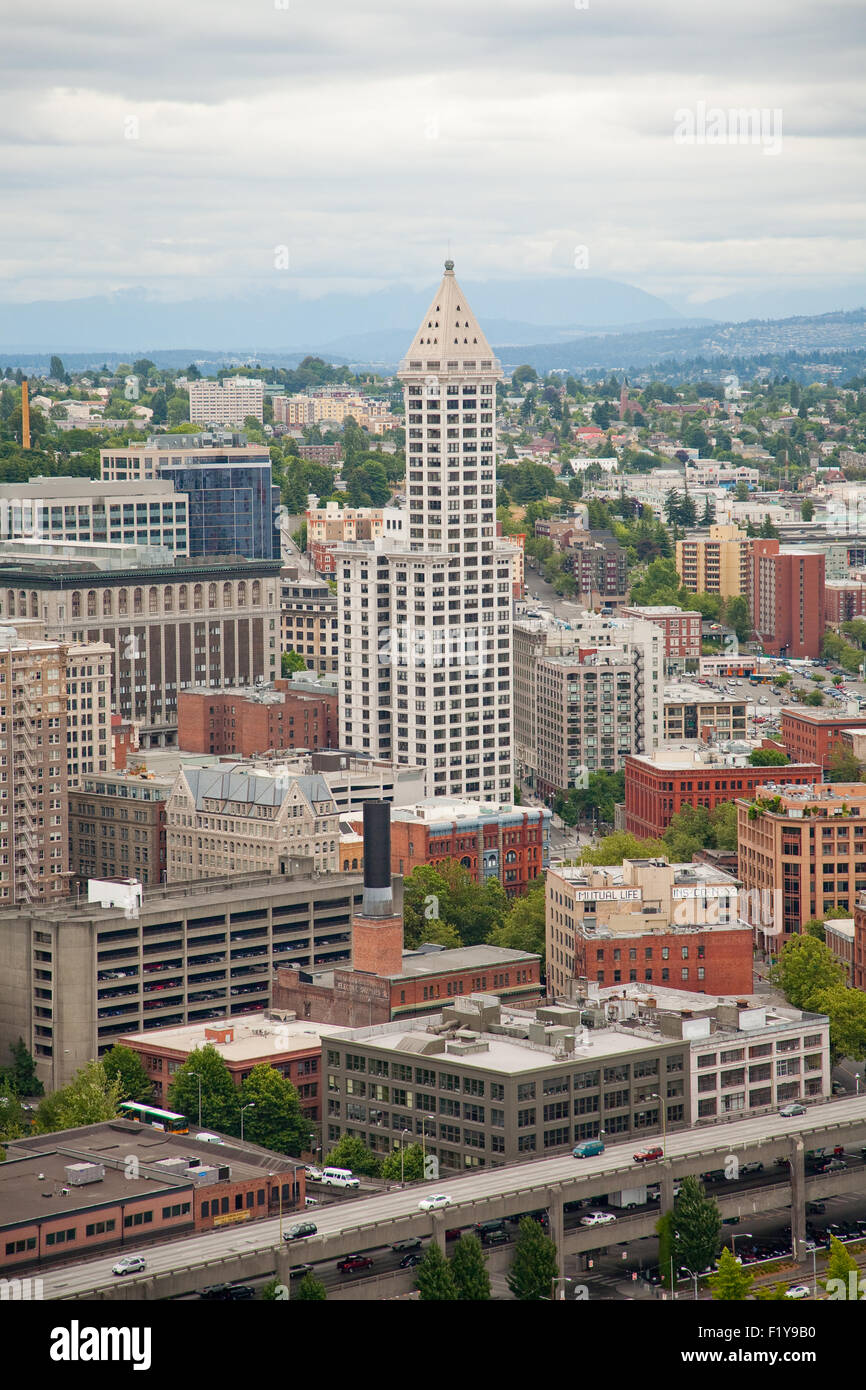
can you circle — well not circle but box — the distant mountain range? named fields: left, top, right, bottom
left=1, top=275, right=865, bottom=380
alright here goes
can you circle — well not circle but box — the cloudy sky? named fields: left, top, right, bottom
left=2, top=0, right=865, bottom=314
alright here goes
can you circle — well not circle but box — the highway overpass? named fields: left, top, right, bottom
left=44, top=1095, right=866, bottom=1300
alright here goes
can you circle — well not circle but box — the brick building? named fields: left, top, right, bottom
left=118, top=1014, right=334, bottom=1121
left=779, top=708, right=866, bottom=770
left=752, top=547, right=826, bottom=659
left=1, top=1122, right=303, bottom=1269
left=546, top=859, right=753, bottom=1000
left=622, top=605, right=702, bottom=667
left=737, top=782, right=866, bottom=945
left=825, top=578, right=866, bottom=626
left=177, top=679, right=337, bottom=757
left=341, top=799, right=551, bottom=897
left=662, top=684, right=748, bottom=741
left=68, top=767, right=172, bottom=891
left=624, top=747, right=821, bottom=839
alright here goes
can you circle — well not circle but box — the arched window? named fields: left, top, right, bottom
left=17, top=590, right=26, bottom=615
left=86, top=590, right=97, bottom=617
left=223, top=582, right=232, bottom=608
left=71, top=590, right=82, bottom=618
left=505, top=850, right=517, bottom=864
left=29, top=591, right=38, bottom=617
left=164, top=586, right=173, bottom=612
left=193, top=584, right=203, bottom=610
left=149, top=586, right=158, bottom=614
left=6, top=591, right=14, bottom=616
left=208, top=583, right=217, bottom=609
left=178, top=585, right=188, bottom=612
left=251, top=580, right=261, bottom=606
left=102, top=589, right=112, bottom=616
left=133, top=587, right=143, bottom=615
left=237, top=580, right=247, bottom=605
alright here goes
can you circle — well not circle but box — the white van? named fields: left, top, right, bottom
left=320, top=1167, right=360, bottom=1189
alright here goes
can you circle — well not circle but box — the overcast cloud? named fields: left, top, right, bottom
left=1, top=0, right=864, bottom=311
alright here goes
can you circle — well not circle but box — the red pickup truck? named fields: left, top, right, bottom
left=633, top=1146, right=664, bottom=1163
left=337, top=1255, right=374, bottom=1274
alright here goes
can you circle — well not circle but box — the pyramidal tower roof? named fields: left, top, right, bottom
left=398, top=260, right=501, bottom=378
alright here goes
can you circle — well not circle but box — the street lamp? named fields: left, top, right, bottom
left=240, top=1102, right=255, bottom=1142
left=856, top=1073, right=862, bottom=1097
left=730, top=1231, right=752, bottom=1262
left=188, top=1071, right=202, bottom=1130
left=681, top=1266, right=700, bottom=1301
left=647, top=1093, right=667, bottom=1158
left=797, top=1238, right=818, bottom=1297
left=400, top=1128, right=411, bottom=1186
left=550, top=1276, right=576, bottom=1301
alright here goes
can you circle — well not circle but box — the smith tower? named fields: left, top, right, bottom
left=337, top=261, right=514, bottom=802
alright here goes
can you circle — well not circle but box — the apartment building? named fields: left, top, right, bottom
left=0, top=629, right=69, bottom=906
left=737, top=782, right=866, bottom=945
left=569, top=532, right=629, bottom=608
left=65, top=642, right=113, bottom=786
left=323, top=995, right=692, bottom=1169
left=622, top=606, right=702, bottom=669
left=337, top=261, right=514, bottom=805
left=513, top=614, right=583, bottom=783
left=0, top=557, right=281, bottom=748
left=272, top=396, right=315, bottom=427
left=624, top=745, right=821, bottom=839
left=68, top=767, right=172, bottom=891
left=752, top=547, right=826, bottom=659
left=0, top=479, right=189, bottom=557
left=118, top=1013, right=336, bottom=1120
left=188, top=377, right=264, bottom=425
left=0, top=867, right=371, bottom=1089
left=779, top=707, right=866, bottom=770
left=535, top=650, right=641, bottom=796
left=307, top=502, right=405, bottom=577
left=177, top=680, right=337, bottom=756
left=546, top=859, right=752, bottom=1000
left=663, top=683, right=748, bottom=741
left=165, top=763, right=340, bottom=880
left=676, top=524, right=752, bottom=598
left=280, top=565, right=338, bottom=673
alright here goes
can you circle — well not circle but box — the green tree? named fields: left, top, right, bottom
left=707, top=1246, right=754, bottom=1300
left=771, top=935, right=845, bottom=1010
left=724, top=594, right=751, bottom=644
left=823, top=1235, right=860, bottom=1298
left=240, top=1063, right=309, bottom=1155
left=49, top=355, right=65, bottom=380
left=402, top=861, right=508, bottom=949
left=804, top=689, right=824, bottom=707
left=450, top=1233, right=491, bottom=1300
left=414, top=1241, right=458, bottom=1300
left=167, top=1044, right=239, bottom=1133
left=294, top=1272, right=328, bottom=1300
left=102, top=1045, right=154, bottom=1103
left=506, top=1216, right=559, bottom=1300
left=803, top=918, right=826, bottom=943
left=8, top=1038, right=43, bottom=1096
left=34, top=1061, right=122, bottom=1132
left=754, top=1281, right=791, bottom=1300
left=580, top=831, right=668, bottom=866
left=381, top=1142, right=424, bottom=1184
left=748, top=748, right=790, bottom=766
left=827, top=745, right=863, bottom=783
left=150, top=389, right=167, bottom=424
left=281, top=649, right=308, bottom=677
left=261, top=1276, right=289, bottom=1300
left=417, top=918, right=462, bottom=950
left=672, top=1176, right=721, bottom=1278
left=323, top=1133, right=381, bottom=1177
left=811, top=984, right=866, bottom=1066
left=801, top=499, right=815, bottom=522
left=489, top=881, right=546, bottom=964
left=0, top=1081, right=28, bottom=1140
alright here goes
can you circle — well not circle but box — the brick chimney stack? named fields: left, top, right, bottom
left=352, top=801, right=403, bottom=977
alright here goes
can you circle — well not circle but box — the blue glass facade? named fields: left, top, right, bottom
left=159, top=458, right=280, bottom=560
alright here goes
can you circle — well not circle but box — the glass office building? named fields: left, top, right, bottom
left=160, top=457, right=280, bottom=560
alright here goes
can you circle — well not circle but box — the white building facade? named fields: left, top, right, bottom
left=338, top=262, right=514, bottom=802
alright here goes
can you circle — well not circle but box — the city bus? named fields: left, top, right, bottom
left=119, top=1102, right=189, bottom=1134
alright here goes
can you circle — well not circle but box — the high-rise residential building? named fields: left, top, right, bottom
left=676, top=524, right=752, bottom=598
left=100, top=435, right=279, bottom=561
left=280, top=565, right=339, bottom=673
left=337, top=262, right=513, bottom=803
left=535, top=649, right=640, bottom=797
left=0, top=479, right=189, bottom=557
left=188, top=377, right=264, bottom=425
left=0, top=629, right=69, bottom=905
left=165, top=762, right=340, bottom=880
left=0, top=558, right=280, bottom=749
left=752, top=546, right=826, bottom=659
left=65, top=642, right=113, bottom=785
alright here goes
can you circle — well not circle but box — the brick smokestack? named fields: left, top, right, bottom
left=352, top=800, right=403, bottom=977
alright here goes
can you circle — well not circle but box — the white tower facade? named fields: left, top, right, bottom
left=337, top=261, right=514, bottom=802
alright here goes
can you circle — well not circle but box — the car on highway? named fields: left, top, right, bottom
left=392, top=1237, right=423, bottom=1253
left=199, top=1283, right=235, bottom=1299
left=778, top=1102, right=807, bottom=1117
left=400, top=1251, right=425, bottom=1268
left=573, top=1139, right=605, bottom=1158
left=785, top=1284, right=811, bottom=1300
left=285, top=1222, right=318, bottom=1240
left=288, top=1264, right=313, bottom=1279
left=112, top=1255, right=146, bottom=1276
left=304, top=1165, right=323, bottom=1181
left=580, top=1211, right=616, bottom=1227
left=740, top=1161, right=764, bottom=1175
left=337, top=1255, right=374, bottom=1274
left=419, top=1193, right=452, bottom=1212
left=634, top=1146, right=664, bottom=1163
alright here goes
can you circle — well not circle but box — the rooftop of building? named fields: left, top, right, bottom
left=181, top=676, right=336, bottom=705
left=119, top=1011, right=342, bottom=1060
left=368, top=797, right=551, bottom=828
left=627, top=742, right=798, bottom=771
left=0, top=477, right=179, bottom=498
left=738, top=782, right=866, bottom=811
left=550, top=857, right=740, bottom=888
left=0, top=555, right=280, bottom=580
left=623, top=605, right=702, bottom=618
left=664, top=682, right=746, bottom=705
left=178, top=764, right=335, bottom=812
left=2, top=1122, right=300, bottom=1224
left=823, top=918, right=855, bottom=941
left=780, top=706, right=866, bottom=725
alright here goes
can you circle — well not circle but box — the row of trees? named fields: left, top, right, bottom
left=772, top=935, right=866, bottom=1065
left=402, top=860, right=546, bottom=964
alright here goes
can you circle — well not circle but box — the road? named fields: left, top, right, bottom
left=41, top=1095, right=866, bottom=1299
